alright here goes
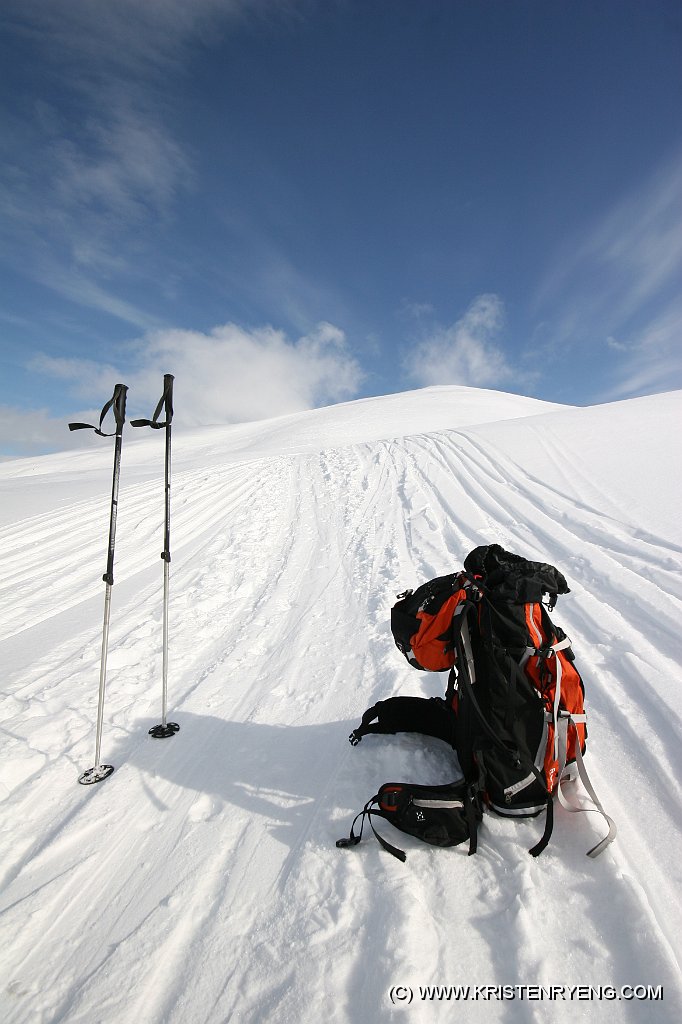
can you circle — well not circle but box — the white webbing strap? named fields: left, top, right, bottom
left=524, top=636, right=571, bottom=759
left=523, top=635, right=572, bottom=664
left=557, top=713, right=617, bottom=858
left=553, top=655, right=563, bottom=760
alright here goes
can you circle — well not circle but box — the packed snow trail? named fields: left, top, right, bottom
left=0, top=388, right=680, bottom=1023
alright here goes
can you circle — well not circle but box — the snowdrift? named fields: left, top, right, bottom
left=1, top=385, right=680, bottom=1023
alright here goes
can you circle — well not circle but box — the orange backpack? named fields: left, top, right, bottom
left=340, top=545, right=616, bottom=860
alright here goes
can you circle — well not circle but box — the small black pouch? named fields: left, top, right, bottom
left=337, top=779, right=482, bottom=861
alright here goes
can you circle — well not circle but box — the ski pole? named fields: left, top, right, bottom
left=131, top=374, right=179, bottom=739
left=69, top=383, right=128, bottom=784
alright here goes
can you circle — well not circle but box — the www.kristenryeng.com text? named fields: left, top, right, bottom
left=388, top=984, right=664, bottom=1004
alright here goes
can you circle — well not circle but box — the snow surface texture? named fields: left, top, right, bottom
left=1, top=385, right=680, bottom=1023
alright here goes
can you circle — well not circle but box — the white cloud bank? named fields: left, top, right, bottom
left=404, top=294, right=519, bottom=389
left=128, top=321, right=363, bottom=427
left=5, top=320, right=363, bottom=454
left=0, top=407, right=72, bottom=459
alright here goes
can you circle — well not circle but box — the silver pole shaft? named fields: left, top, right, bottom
left=161, top=559, right=170, bottom=727
left=94, top=583, right=113, bottom=767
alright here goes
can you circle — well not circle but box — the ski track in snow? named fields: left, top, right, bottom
left=1, top=396, right=681, bottom=1024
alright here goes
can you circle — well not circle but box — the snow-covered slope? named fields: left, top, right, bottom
left=1, top=386, right=680, bottom=1023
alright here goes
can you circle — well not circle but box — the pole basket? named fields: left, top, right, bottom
left=149, top=722, right=180, bottom=739
left=78, top=764, right=115, bottom=785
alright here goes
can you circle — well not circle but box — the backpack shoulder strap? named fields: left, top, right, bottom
left=349, top=696, right=456, bottom=747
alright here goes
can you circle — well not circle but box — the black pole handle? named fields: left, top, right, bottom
left=131, top=374, right=174, bottom=563
left=67, top=384, right=129, bottom=585
left=131, top=374, right=174, bottom=429
left=69, top=383, right=128, bottom=437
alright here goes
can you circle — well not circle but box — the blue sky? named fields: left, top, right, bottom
left=1, top=0, right=681, bottom=455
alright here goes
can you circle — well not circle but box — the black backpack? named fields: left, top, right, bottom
left=337, top=544, right=616, bottom=861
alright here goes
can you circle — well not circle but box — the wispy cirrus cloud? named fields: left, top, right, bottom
left=598, top=304, right=682, bottom=402
left=0, top=0, right=306, bottom=324
left=1, top=2, right=364, bottom=456
left=2, top=0, right=267, bottom=77
left=532, top=151, right=682, bottom=400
